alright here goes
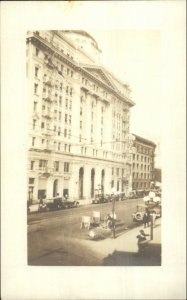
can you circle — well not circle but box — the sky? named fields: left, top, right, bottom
left=90, top=29, right=161, bottom=165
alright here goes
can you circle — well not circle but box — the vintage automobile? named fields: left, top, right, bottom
left=40, top=197, right=79, bottom=211
left=132, top=202, right=162, bottom=222
left=92, top=194, right=108, bottom=204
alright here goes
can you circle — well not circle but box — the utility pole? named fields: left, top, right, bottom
left=111, top=193, right=116, bottom=239
left=150, top=214, right=154, bottom=240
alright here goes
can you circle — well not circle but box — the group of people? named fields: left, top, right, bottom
left=142, top=208, right=157, bottom=228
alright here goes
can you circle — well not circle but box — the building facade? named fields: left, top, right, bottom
left=26, top=30, right=135, bottom=203
left=130, top=134, right=156, bottom=191
left=154, top=168, right=162, bottom=183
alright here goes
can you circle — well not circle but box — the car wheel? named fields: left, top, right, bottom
left=135, top=212, right=143, bottom=221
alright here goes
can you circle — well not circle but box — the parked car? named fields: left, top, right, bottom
left=44, top=197, right=79, bottom=211
left=61, top=198, right=79, bottom=209
left=45, top=197, right=64, bottom=211
left=92, top=194, right=108, bottom=204
left=132, top=202, right=162, bottom=222
left=128, top=191, right=137, bottom=199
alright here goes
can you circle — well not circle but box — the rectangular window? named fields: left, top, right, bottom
left=116, top=168, right=119, bottom=176
left=67, top=68, right=70, bottom=76
left=64, top=162, right=69, bottom=172
left=59, top=96, right=62, bottom=106
left=39, top=160, right=47, bottom=169
left=68, top=130, right=71, bottom=139
left=34, top=83, right=38, bottom=94
left=65, top=114, right=68, bottom=123
left=33, top=120, right=36, bottom=130
left=64, top=129, right=67, bottom=137
left=29, top=178, right=35, bottom=184
left=58, top=127, right=61, bottom=136
left=41, top=139, right=45, bottom=144
left=59, top=112, right=61, bottom=121
left=80, top=121, right=82, bottom=129
left=65, top=99, right=68, bottom=109
left=70, top=88, right=73, bottom=96
left=36, top=48, right=39, bottom=56
left=58, top=143, right=61, bottom=151
left=69, top=115, right=71, bottom=125
left=35, top=67, right=39, bottom=77
left=54, top=161, right=59, bottom=172
left=69, top=145, right=71, bottom=152
left=71, top=71, right=73, bottom=78
left=69, top=100, right=72, bottom=110
left=41, top=122, right=45, bottom=128
left=30, top=161, right=35, bottom=170
left=32, top=137, right=35, bottom=146
left=80, top=107, right=82, bottom=115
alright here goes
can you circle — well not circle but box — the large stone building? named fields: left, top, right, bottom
left=130, top=134, right=156, bottom=191
left=26, top=30, right=135, bottom=203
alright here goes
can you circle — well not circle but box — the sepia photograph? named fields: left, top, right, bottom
left=1, top=1, right=186, bottom=300
left=27, top=29, right=162, bottom=267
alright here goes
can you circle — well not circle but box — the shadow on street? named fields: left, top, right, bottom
left=103, top=243, right=161, bottom=266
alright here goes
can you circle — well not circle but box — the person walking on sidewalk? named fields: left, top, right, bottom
left=136, top=229, right=150, bottom=253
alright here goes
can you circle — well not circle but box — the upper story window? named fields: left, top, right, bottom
left=65, top=99, right=68, bottom=109
left=71, top=71, right=73, bottom=78
left=34, top=83, right=38, bottom=94
left=54, top=161, right=59, bottom=172
left=35, top=48, right=39, bottom=56
left=32, top=137, right=35, bottom=146
left=39, top=159, right=47, bottom=169
left=33, top=120, right=36, bottom=130
left=35, top=66, right=39, bottom=77
left=64, top=162, right=69, bottom=172
left=30, top=161, right=35, bottom=170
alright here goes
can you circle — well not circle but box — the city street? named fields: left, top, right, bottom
left=28, top=198, right=144, bottom=265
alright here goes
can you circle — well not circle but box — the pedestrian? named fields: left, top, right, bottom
left=143, top=209, right=150, bottom=228
left=39, top=197, right=43, bottom=206
left=106, top=213, right=116, bottom=238
left=136, top=229, right=150, bottom=253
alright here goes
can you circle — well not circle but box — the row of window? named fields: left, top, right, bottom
left=135, top=144, right=154, bottom=156
left=133, top=172, right=150, bottom=179
left=132, top=163, right=150, bottom=171
left=132, top=182, right=150, bottom=189
left=132, top=154, right=151, bottom=163
left=31, top=137, right=71, bottom=152
left=112, top=168, right=125, bottom=177
left=30, top=160, right=70, bottom=172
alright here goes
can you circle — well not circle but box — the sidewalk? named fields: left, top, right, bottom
left=79, top=218, right=161, bottom=265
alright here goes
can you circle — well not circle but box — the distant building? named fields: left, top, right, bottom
left=26, top=30, right=135, bottom=203
left=130, top=134, right=156, bottom=191
left=154, top=168, right=162, bottom=183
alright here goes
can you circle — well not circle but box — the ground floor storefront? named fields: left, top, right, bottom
left=28, top=152, right=132, bottom=203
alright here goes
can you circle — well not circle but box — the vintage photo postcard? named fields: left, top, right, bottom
left=1, top=1, right=186, bottom=300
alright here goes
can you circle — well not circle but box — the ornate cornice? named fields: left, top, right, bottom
left=27, top=32, right=135, bottom=106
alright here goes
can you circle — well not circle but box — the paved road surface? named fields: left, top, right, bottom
left=28, top=198, right=143, bottom=265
